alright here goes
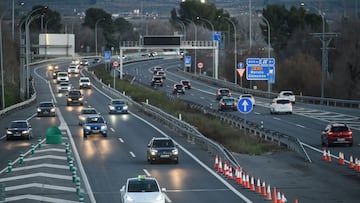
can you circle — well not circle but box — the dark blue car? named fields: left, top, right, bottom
left=108, top=99, right=128, bottom=114
left=82, top=115, right=107, bottom=138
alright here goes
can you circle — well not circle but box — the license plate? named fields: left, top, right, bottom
left=92, top=130, right=100, bottom=133
left=14, top=133, right=21, bottom=136
left=160, top=154, right=170, bottom=158
left=337, top=138, right=345, bottom=141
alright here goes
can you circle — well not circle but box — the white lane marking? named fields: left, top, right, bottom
left=131, top=113, right=252, bottom=203
left=118, top=138, right=124, bottom=143
left=143, top=169, right=151, bottom=177
left=296, top=124, right=306, bottom=128
left=273, top=117, right=281, bottom=121
left=0, top=172, right=72, bottom=182
left=4, top=194, right=79, bottom=203
left=24, top=155, right=67, bottom=161
left=254, top=112, right=260, bottom=115
left=35, top=148, right=65, bottom=153
left=12, top=164, right=69, bottom=172
left=5, top=183, right=77, bottom=192
left=163, top=193, right=172, bottom=202
left=129, top=151, right=136, bottom=158
left=110, top=128, right=115, bottom=132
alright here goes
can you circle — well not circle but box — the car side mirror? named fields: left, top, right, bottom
left=120, top=185, right=125, bottom=192
left=147, top=144, right=151, bottom=148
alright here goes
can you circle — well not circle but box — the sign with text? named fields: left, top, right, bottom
left=246, top=58, right=275, bottom=81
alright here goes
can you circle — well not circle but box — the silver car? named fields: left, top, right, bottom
left=78, top=107, right=99, bottom=125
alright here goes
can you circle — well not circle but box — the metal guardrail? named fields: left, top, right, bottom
left=185, top=72, right=360, bottom=108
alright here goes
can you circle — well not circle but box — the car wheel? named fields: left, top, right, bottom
left=6, top=135, right=10, bottom=141
left=83, top=133, right=87, bottom=138
left=150, top=159, right=154, bottom=164
left=103, top=133, right=107, bottom=137
left=27, top=134, right=31, bottom=140
left=174, top=159, right=179, bottom=164
left=349, top=142, right=353, bottom=147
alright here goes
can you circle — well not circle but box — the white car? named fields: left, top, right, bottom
left=56, top=71, right=69, bottom=84
left=120, top=175, right=166, bottom=203
left=270, top=98, right=293, bottom=114
left=78, top=107, right=99, bottom=125
left=239, top=94, right=255, bottom=106
left=79, top=77, right=91, bottom=89
left=68, top=64, right=79, bottom=74
left=58, top=82, right=71, bottom=93
left=279, top=91, right=295, bottom=104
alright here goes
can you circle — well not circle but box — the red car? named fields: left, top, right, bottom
left=321, top=123, right=353, bottom=147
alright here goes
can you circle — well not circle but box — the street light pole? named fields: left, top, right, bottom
left=0, top=13, right=7, bottom=109
left=259, top=14, right=271, bottom=94
left=222, top=17, right=237, bottom=85
left=197, top=17, right=215, bottom=78
left=95, top=18, right=104, bottom=56
left=182, top=18, right=197, bottom=75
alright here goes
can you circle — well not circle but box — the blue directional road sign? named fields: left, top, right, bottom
left=104, top=51, right=111, bottom=62
left=237, top=98, right=253, bottom=114
left=185, top=56, right=191, bottom=67
left=246, top=57, right=275, bottom=81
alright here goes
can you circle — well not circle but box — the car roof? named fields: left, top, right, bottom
left=11, top=120, right=28, bottom=123
left=152, top=137, right=172, bottom=141
left=80, top=77, right=89, bottom=79
left=218, top=88, right=230, bottom=91
left=274, top=97, right=291, bottom=101
left=240, top=94, right=253, bottom=97
left=39, top=101, right=53, bottom=104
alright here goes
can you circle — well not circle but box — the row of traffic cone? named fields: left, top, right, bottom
left=214, top=154, right=299, bottom=203
left=322, top=148, right=360, bottom=173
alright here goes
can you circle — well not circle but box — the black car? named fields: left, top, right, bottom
left=37, top=101, right=56, bottom=117
left=172, top=83, right=185, bottom=94
left=147, top=137, right=179, bottom=164
left=67, top=89, right=84, bottom=106
left=6, top=120, right=33, bottom=140
left=180, top=80, right=191, bottom=89
left=151, top=76, right=163, bottom=87
left=219, top=96, right=238, bottom=111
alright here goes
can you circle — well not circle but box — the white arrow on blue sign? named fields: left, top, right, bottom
left=237, top=98, right=253, bottom=114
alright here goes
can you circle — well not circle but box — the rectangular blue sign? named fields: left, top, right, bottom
left=185, top=56, right=191, bottom=67
left=104, top=51, right=111, bottom=62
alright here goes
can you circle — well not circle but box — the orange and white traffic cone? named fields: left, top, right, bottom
left=256, top=178, right=262, bottom=194
left=241, top=173, right=246, bottom=187
left=281, top=192, right=286, bottom=203
left=228, top=165, right=233, bottom=179
left=277, top=191, right=282, bottom=203
left=272, top=187, right=277, bottom=203
left=327, top=149, right=332, bottom=162
left=338, top=152, right=345, bottom=165
left=246, top=174, right=250, bottom=189
left=265, top=184, right=272, bottom=201
left=261, top=181, right=267, bottom=197
left=238, top=169, right=243, bottom=185
left=349, top=155, right=354, bottom=168
left=250, top=176, right=255, bottom=191
left=217, top=157, right=223, bottom=173
left=322, top=148, right=327, bottom=161
left=224, top=161, right=228, bottom=177
left=355, top=158, right=360, bottom=172
left=214, top=154, right=219, bottom=169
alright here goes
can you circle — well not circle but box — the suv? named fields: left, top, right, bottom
left=270, top=98, right=292, bottom=114
left=156, top=70, right=166, bottom=79
left=108, top=99, right=128, bottom=114
left=216, top=88, right=231, bottom=100
left=147, top=137, right=179, bottom=164
left=79, top=77, right=91, bottom=89
left=82, top=115, right=107, bottom=138
left=66, top=89, right=84, bottom=106
left=153, top=66, right=163, bottom=74
left=68, top=64, right=79, bottom=74
left=321, top=123, right=353, bottom=147
left=151, top=75, right=163, bottom=87
left=180, top=79, right=191, bottom=89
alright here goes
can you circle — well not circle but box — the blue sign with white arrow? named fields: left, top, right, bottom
left=237, top=98, right=253, bottom=114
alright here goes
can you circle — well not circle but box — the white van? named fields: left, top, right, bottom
left=56, top=72, right=69, bottom=84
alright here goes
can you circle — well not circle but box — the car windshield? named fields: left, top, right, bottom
left=60, top=83, right=68, bottom=87
left=241, top=95, right=252, bottom=98
left=283, top=92, right=293, bottom=96
left=181, top=81, right=189, bottom=84
left=220, top=89, right=229, bottom=94
left=80, top=79, right=89, bottom=82
left=39, top=102, right=53, bottom=107
left=69, top=91, right=81, bottom=96
left=82, top=109, right=97, bottom=114
left=175, top=85, right=183, bottom=89
left=127, top=179, right=159, bottom=192
left=10, top=122, right=27, bottom=128
left=276, top=99, right=290, bottom=104
left=112, top=100, right=125, bottom=105
left=152, top=139, right=174, bottom=147
left=331, top=126, right=349, bottom=132
left=58, top=73, right=67, bottom=77
left=86, top=117, right=104, bottom=123
left=223, top=98, right=235, bottom=103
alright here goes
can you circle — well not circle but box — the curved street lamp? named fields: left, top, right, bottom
left=182, top=18, right=197, bottom=75
left=196, top=16, right=215, bottom=78
left=258, top=14, right=271, bottom=94
left=220, top=17, right=237, bottom=85
left=95, top=18, right=105, bottom=56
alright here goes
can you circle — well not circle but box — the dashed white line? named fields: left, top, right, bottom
left=129, top=151, right=136, bottom=158
left=143, top=169, right=151, bottom=177
left=118, top=138, right=124, bottom=143
left=110, top=128, right=115, bottom=132
left=273, top=117, right=281, bottom=121
left=296, top=124, right=305, bottom=128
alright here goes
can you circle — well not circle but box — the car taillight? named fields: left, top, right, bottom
left=327, top=132, right=334, bottom=136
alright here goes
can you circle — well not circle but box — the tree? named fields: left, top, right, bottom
left=24, top=5, right=62, bottom=33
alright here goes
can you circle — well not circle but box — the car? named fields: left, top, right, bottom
left=239, top=94, right=255, bottom=106
left=120, top=175, right=166, bottom=203
left=66, top=89, right=83, bottom=106
left=321, top=123, right=353, bottom=147
left=216, top=88, right=231, bottom=100
left=37, top=101, right=56, bottom=117
left=78, top=107, right=99, bottom=125
left=172, top=83, right=185, bottom=94
left=147, top=137, right=179, bottom=164
left=68, top=64, right=79, bottom=74
left=151, top=75, right=163, bottom=87
left=80, top=59, right=89, bottom=66
left=5, top=120, right=32, bottom=140
left=270, top=98, right=293, bottom=114
left=148, top=51, right=158, bottom=57
left=79, top=77, right=91, bottom=89
left=48, top=64, right=59, bottom=71
left=92, top=58, right=101, bottom=64
left=153, top=66, right=163, bottom=74
left=56, top=71, right=69, bottom=84
left=57, top=82, right=71, bottom=93
left=82, top=115, right=107, bottom=138
left=108, top=99, right=128, bottom=114
left=279, top=91, right=295, bottom=104
left=156, top=70, right=166, bottom=79
left=218, top=96, right=238, bottom=111
left=180, top=79, right=191, bottom=89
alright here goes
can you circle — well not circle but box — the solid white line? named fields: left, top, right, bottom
left=12, top=163, right=69, bottom=172
left=35, top=148, right=65, bottom=153
left=4, top=194, right=79, bottom=203
left=129, top=151, right=136, bottom=158
left=296, top=124, right=305, bottom=128
left=143, top=169, right=151, bottom=177
left=24, top=155, right=67, bottom=161
left=163, top=193, right=172, bottom=202
left=131, top=112, right=252, bottom=203
left=0, top=172, right=72, bottom=182
left=118, top=138, right=124, bottom=143
left=5, top=183, right=76, bottom=192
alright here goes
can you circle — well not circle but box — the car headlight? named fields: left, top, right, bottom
left=79, top=97, right=83, bottom=101
left=6, top=130, right=13, bottom=135
left=22, top=130, right=29, bottom=134
left=50, top=108, right=56, bottom=112
left=101, top=125, right=107, bottom=131
left=109, top=106, right=115, bottom=110
left=172, top=149, right=178, bottom=155
left=150, top=149, right=158, bottom=155
left=123, top=106, right=128, bottom=110
left=85, top=126, right=91, bottom=130
left=67, top=98, right=72, bottom=101
left=124, top=194, right=134, bottom=202
left=37, top=108, right=41, bottom=112
left=79, top=116, right=85, bottom=121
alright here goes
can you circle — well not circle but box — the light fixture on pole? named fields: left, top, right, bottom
left=221, top=17, right=237, bottom=85
left=258, top=13, right=271, bottom=94
left=95, top=18, right=105, bottom=56
left=196, top=16, right=215, bottom=78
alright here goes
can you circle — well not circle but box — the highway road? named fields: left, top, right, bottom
left=0, top=58, right=359, bottom=203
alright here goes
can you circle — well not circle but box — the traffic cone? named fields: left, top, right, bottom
left=338, top=152, right=345, bottom=165
left=277, top=191, right=282, bottom=203
left=265, top=184, right=272, bottom=201
left=246, top=174, right=250, bottom=188
left=327, top=149, right=332, bottom=162
left=356, top=158, right=360, bottom=172
left=349, top=155, right=354, bottom=168
left=238, top=169, right=243, bottom=185
left=224, top=161, right=228, bottom=177
left=256, top=178, right=261, bottom=194
left=217, top=157, right=223, bottom=173
left=214, top=154, right=219, bottom=169
left=242, top=173, right=246, bottom=187
left=228, top=165, right=233, bottom=179
left=322, top=148, right=327, bottom=161
left=261, top=181, right=267, bottom=197
left=250, top=176, right=255, bottom=191
left=294, top=199, right=298, bottom=203
left=272, top=187, right=277, bottom=203
left=281, top=192, right=286, bottom=203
